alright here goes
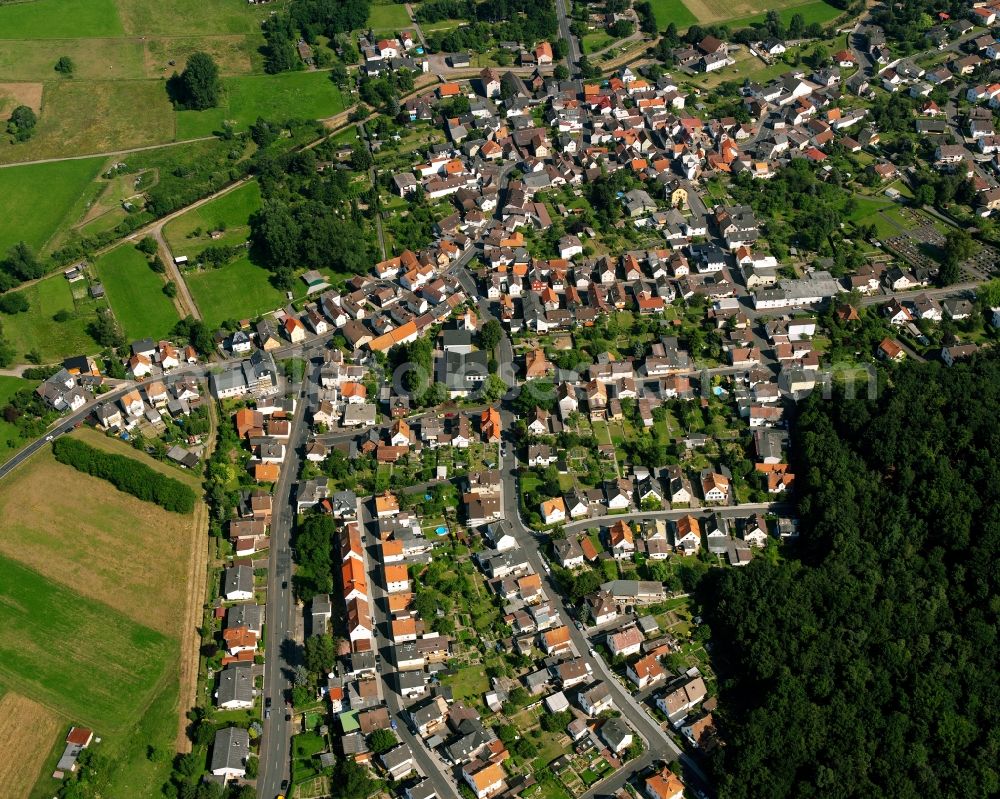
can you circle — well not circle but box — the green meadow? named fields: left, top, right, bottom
left=94, top=245, right=180, bottom=340
left=175, top=71, right=346, bottom=138
left=0, top=158, right=105, bottom=253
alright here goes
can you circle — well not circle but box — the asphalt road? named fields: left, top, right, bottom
left=558, top=501, right=793, bottom=533
left=555, top=0, right=581, bottom=76
left=0, top=381, right=133, bottom=480
left=257, top=374, right=312, bottom=799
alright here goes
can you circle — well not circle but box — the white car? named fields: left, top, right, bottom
left=45, top=435, right=53, bottom=442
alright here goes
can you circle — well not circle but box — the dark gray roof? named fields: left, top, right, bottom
left=210, top=726, right=250, bottom=773
left=217, top=663, right=254, bottom=706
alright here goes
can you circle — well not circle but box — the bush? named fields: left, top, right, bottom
left=52, top=437, right=196, bottom=513
left=0, top=291, right=29, bottom=314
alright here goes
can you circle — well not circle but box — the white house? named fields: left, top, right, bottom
left=540, top=497, right=567, bottom=525
left=558, top=235, right=583, bottom=259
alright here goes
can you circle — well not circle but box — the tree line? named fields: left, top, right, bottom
left=699, top=351, right=1000, bottom=799
left=52, top=437, right=197, bottom=513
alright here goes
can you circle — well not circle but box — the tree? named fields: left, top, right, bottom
left=304, top=634, right=337, bottom=676
left=479, top=373, right=508, bottom=404
left=976, top=277, right=1000, bottom=308
left=479, top=319, right=502, bottom=352
left=54, top=55, right=75, bottom=76
left=137, top=235, right=158, bottom=255
left=808, top=43, right=828, bottom=68
left=541, top=710, right=572, bottom=732
left=0, top=292, right=29, bottom=314
left=368, top=728, right=397, bottom=754
left=939, top=228, right=974, bottom=285
left=89, top=307, right=125, bottom=349
left=7, top=105, right=37, bottom=141
left=331, top=757, right=380, bottom=799
left=553, top=64, right=569, bottom=80
left=291, top=684, right=312, bottom=706
left=350, top=141, right=373, bottom=171
left=163, top=280, right=178, bottom=298
left=250, top=116, right=279, bottom=148
left=177, top=52, right=222, bottom=110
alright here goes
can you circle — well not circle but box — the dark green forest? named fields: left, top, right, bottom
left=701, top=353, right=1000, bottom=799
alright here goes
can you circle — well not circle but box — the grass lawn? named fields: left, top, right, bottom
left=117, top=0, right=280, bottom=35
left=176, top=71, right=345, bottom=138
left=368, top=1, right=412, bottom=34
left=142, top=33, right=262, bottom=78
left=847, top=195, right=894, bottom=224
left=0, top=35, right=259, bottom=84
left=0, top=80, right=175, bottom=164
left=421, top=18, right=465, bottom=33
left=94, top=244, right=180, bottom=340
left=292, top=732, right=328, bottom=759
left=0, top=38, right=144, bottom=81
left=185, top=256, right=285, bottom=326
left=2, top=276, right=103, bottom=363
left=0, top=0, right=123, bottom=39
left=721, top=0, right=841, bottom=28
left=582, top=32, right=615, bottom=54
left=647, top=0, right=698, bottom=29
left=0, top=157, right=105, bottom=253
left=163, top=181, right=261, bottom=259
left=442, top=664, right=490, bottom=702
left=0, top=554, right=174, bottom=733
left=0, top=431, right=202, bottom=798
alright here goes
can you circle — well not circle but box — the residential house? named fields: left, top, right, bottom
left=210, top=727, right=250, bottom=781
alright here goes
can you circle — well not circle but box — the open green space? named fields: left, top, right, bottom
left=0, top=34, right=261, bottom=82
left=185, top=255, right=284, bottom=326
left=94, top=244, right=180, bottom=340
left=176, top=71, right=345, bottom=138
left=0, top=157, right=105, bottom=253
left=117, top=0, right=282, bottom=36
left=647, top=0, right=698, bottom=29
left=722, top=0, right=841, bottom=29
left=163, top=181, right=261, bottom=259
left=142, top=33, right=263, bottom=77
left=0, top=80, right=175, bottom=164
left=0, top=0, right=124, bottom=39
left=2, top=275, right=103, bottom=363
left=0, top=38, right=144, bottom=81
left=421, top=18, right=465, bottom=33
left=368, top=1, right=412, bottom=34
left=582, top=32, right=615, bottom=54
left=442, top=665, right=490, bottom=702
left=0, top=554, right=174, bottom=733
